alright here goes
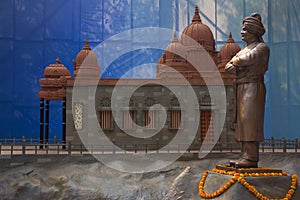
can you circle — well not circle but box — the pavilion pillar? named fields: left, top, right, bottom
left=39, top=98, right=44, bottom=148
left=45, top=100, right=50, bottom=145
left=62, top=98, right=66, bottom=147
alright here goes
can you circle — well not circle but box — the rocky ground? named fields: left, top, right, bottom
left=0, top=152, right=299, bottom=200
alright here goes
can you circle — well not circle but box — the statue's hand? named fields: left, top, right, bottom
left=225, top=62, right=235, bottom=72
left=231, top=56, right=240, bottom=65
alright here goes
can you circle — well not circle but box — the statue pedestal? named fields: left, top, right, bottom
left=215, top=163, right=283, bottom=173
left=199, top=165, right=299, bottom=200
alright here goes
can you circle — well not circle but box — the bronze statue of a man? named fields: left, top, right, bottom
left=225, top=13, right=270, bottom=168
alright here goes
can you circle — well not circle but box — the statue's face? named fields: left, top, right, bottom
left=241, top=24, right=256, bottom=44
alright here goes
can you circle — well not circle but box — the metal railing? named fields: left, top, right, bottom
left=0, top=136, right=299, bottom=156
left=0, top=136, right=63, bottom=145
left=261, top=137, right=299, bottom=152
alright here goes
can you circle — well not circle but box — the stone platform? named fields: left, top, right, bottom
left=199, top=166, right=299, bottom=200
left=215, top=163, right=283, bottom=173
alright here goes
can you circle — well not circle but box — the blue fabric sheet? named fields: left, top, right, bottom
left=0, top=0, right=299, bottom=139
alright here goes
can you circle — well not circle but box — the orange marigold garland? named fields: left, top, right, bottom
left=199, top=170, right=237, bottom=198
left=198, top=168, right=298, bottom=200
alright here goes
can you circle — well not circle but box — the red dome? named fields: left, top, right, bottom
left=74, top=39, right=100, bottom=78
left=218, top=32, right=241, bottom=69
left=44, top=57, right=71, bottom=78
left=165, top=32, right=186, bottom=63
left=38, top=58, right=71, bottom=100
left=181, top=6, right=215, bottom=52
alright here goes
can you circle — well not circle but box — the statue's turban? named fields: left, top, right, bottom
left=243, top=13, right=265, bottom=39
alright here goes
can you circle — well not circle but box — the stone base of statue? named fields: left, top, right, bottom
left=198, top=164, right=299, bottom=200
left=215, top=163, right=283, bottom=173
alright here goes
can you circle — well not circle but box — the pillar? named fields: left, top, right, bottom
left=39, top=98, right=44, bottom=148
left=62, top=98, right=66, bottom=145
left=45, top=100, right=49, bottom=144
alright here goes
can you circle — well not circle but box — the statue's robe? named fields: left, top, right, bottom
left=226, top=42, right=270, bottom=142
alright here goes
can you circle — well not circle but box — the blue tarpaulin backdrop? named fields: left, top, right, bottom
left=0, top=0, right=300, bottom=140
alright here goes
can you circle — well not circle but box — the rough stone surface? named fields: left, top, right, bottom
left=202, top=172, right=300, bottom=200
left=0, top=153, right=299, bottom=200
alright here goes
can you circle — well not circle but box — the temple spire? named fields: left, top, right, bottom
left=171, top=31, right=179, bottom=42
left=83, top=38, right=91, bottom=50
left=226, top=32, right=235, bottom=43
left=192, top=5, right=202, bottom=22
left=56, top=57, right=61, bottom=64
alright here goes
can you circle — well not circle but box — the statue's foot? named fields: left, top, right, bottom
left=229, top=159, right=241, bottom=166
left=235, top=158, right=258, bottom=168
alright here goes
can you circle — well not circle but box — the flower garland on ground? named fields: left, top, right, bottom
left=198, top=168, right=298, bottom=200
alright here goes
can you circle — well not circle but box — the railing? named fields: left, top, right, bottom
left=0, top=136, right=299, bottom=156
left=261, top=137, right=299, bottom=153
left=0, top=136, right=63, bottom=145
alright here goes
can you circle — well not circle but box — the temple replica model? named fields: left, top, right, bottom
left=38, top=6, right=240, bottom=149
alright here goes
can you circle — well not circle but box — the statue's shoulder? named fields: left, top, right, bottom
left=256, top=42, right=270, bottom=54
left=257, top=42, right=269, bottom=49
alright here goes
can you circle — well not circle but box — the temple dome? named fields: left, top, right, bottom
left=218, top=32, right=241, bottom=69
left=165, top=32, right=186, bottom=63
left=181, top=6, right=215, bottom=52
left=38, top=58, right=71, bottom=100
left=74, top=39, right=100, bottom=78
left=44, top=57, right=71, bottom=78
